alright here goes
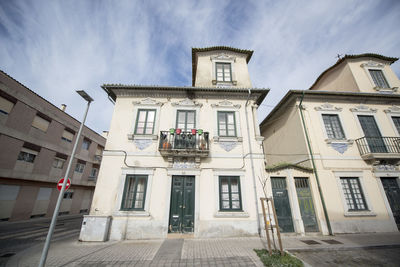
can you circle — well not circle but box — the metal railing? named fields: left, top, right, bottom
left=355, top=136, right=400, bottom=155
left=159, top=130, right=209, bottom=152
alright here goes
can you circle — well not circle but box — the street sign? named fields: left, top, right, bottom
left=57, top=178, right=71, bottom=191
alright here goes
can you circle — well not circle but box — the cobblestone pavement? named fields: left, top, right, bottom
left=7, top=237, right=264, bottom=267
left=291, top=246, right=400, bottom=267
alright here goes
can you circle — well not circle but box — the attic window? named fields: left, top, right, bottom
left=368, top=69, right=389, bottom=89
left=216, top=63, right=232, bottom=82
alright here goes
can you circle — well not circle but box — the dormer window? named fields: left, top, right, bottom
left=216, top=63, right=232, bottom=82
left=368, top=69, right=389, bottom=88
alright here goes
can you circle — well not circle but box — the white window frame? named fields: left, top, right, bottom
left=361, top=61, right=395, bottom=92
left=317, top=110, right=352, bottom=146
left=384, top=106, right=400, bottom=137
left=52, top=157, right=65, bottom=169
left=213, top=170, right=249, bottom=218
left=129, top=99, right=162, bottom=140
left=75, top=162, right=85, bottom=173
left=210, top=53, right=237, bottom=86
left=212, top=105, right=242, bottom=142
left=113, top=168, right=154, bottom=217
left=18, top=147, right=38, bottom=163
left=81, top=139, right=91, bottom=150
left=89, top=167, right=98, bottom=178
left=334, top=171, right=376, bottom=217
left=350, top=106, right=384, bottom=138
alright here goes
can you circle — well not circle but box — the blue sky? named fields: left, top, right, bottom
left=1, top=0, right=400, bottom=133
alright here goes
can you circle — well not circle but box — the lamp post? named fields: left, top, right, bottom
left=38, top=90, right=93, bottom=267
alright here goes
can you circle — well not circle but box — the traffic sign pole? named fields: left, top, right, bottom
left=38, top=98, right=91, bottom=267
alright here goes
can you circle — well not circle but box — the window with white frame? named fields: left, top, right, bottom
left=81, top=139, right=91, bottom=150
left=340, top=177, right=368, bottom=211
left=219, top=176, right=242, bottom=211
left=52, top=158, right=65, bottom=169
left=90, top=167, right=98, bottom=178
left=322, top=114, right=345, bottom=139
left=369, top=69, right=389, bottom=88
left=392, top=116, right=400, bottom=135
left=17, top=148, right=38, bottom=163
left=121, top=175, right=148, bottom=210
left=75, top=162, right=85, bottom=173
left=216, top=62, right=232, bottom=82
left=134, top=109, right=156, bottom=135
left=218, top=111, right=237, bottom=137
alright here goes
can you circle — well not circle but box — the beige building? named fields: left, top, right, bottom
left=0, top=70, right=106, bottom=222
left=80, top=47, right=269, bottom=241
left=261, top=54, right=400, bottom=235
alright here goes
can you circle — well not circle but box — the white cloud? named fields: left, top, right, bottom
left=0, top=0, right=399, bottom=131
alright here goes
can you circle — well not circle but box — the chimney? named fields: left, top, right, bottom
left=61, top=104, right=67, bottom=111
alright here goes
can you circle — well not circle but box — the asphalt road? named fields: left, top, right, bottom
left=0, top=215, right=83, bottom=266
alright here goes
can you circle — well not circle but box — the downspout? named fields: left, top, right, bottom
left=299, top=91, right=333, bottom=235
left=245, top=89, right=261, bottom=235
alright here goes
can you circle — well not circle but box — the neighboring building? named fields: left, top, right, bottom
left=0, top=70, right=106, bottom=221
left=80, top=47, right=269, bottom=241
left=260, top=54, right=400, bottom=235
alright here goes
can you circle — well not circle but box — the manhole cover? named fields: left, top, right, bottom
left=1, top=253, right=15, bottom=258
left=300, top=240, right=321, bottom=245
left=321, top=239, right=343, bottom=244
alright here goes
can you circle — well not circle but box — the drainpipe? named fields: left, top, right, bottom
left=299, top=91, right=333, bottom=235
left=245, top=89, right=261, bottom=235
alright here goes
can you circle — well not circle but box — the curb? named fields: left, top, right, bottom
left=287, top=243, right=400, bottom=252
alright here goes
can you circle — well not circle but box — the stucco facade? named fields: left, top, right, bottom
left=80, top=47, right=269, bottom=241
left=0, top=70, right=106, bottom=222
left=261, top=54, right=400, bottom=235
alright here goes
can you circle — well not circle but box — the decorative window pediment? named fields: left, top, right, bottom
left=384, top=105, right=400, bottom=114
left=350, top=104, right=377, bottom=113
left=132, top=98, right=163, bottom=106
left=314, top=102, right=342, bottom=112
left=211, top=99, right=241, bottom=109
left=171, top=98, right=202, bottom=108
left=360, top=61, right=386, bottom=69
left=210, top=53, right=236, bottom=62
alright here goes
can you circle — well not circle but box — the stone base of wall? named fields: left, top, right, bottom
left=331, top=218, right=397, bottom=234
left=196, top=220, right=258, bottom=238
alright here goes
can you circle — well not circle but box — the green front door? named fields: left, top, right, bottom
left=295, top=178, right=319, bottom=232
left=169, top=176, right=195, bottom=233
left=271, top=177, right=294, bottom=232
left=381, top=177, right=400, bottom=230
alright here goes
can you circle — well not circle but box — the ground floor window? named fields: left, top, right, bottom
left=340, top=177, right=367, bottom=211
left=219, top=176, right=242, bottom=211
left=121, top=175, right=148, bottom=210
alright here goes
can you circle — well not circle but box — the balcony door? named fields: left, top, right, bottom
left=175, top=110, right=196, bottom=149
left=358, top=115, right=387, bottom=153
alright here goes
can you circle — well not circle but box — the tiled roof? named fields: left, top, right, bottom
left=101, top=84, right=268, bottom=105
left=260, top=89, right=400, bottom=128
left=191, top=46, right=254, bottom=86
left=309, top=53, right=399, bottom=90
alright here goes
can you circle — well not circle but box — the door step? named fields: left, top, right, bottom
left=167, top=233, right=194, bottom=239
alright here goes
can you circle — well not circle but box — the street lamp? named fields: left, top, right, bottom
left=38, top=90, right=93, bottom=267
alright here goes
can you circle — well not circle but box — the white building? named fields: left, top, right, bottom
left=80, top=47, right=269, bottom=241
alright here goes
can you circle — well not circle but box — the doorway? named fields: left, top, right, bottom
left=271, top=177, right=294, bottom=232
left=381, top=177, right=400, bottom=230
left=168, top=176, right=195, bottom=233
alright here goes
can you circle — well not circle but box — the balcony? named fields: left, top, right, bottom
left=159, top=129, right=210, bottom=157
left=355, top=136, right=400, bottom=162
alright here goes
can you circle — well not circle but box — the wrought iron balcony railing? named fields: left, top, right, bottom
left=159, top=130, right=209, bottom=157
left=355, top=136, right=400, bottom=159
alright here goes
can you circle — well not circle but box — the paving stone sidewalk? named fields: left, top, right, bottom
left=6, top=237, right=265, bottom=267
left=6, top=232, right=400, bottom=267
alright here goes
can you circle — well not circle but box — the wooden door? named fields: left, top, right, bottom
left=271, top=177, right=294, bottom=233
left=381, top=178, right=400, bottom=230
left=295, top=178, right=319, bottom=232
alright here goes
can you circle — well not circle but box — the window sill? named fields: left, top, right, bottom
left=213, top=136, right=243, bottom=142
left=374, top=86, right=398, bottom=93
left=127, top=134, right=158, bottom=141
left=344, top=210, right=376, bottom=217
left=212, top=80, right=237, bottom=86
left=114, top=211, right=150, bottom=217
left=214, top=211, right=249, bottom=218
left=325, top=139, right=353, bottom=144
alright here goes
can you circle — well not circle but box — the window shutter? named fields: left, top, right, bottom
left=0, top=96, right=14, bottom=114
left=62, top=130, right=74, bottom=141
left=32, top=115, right=50, bottom=132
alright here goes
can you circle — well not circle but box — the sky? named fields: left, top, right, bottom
left=1, top=0, right=400, bottom=134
